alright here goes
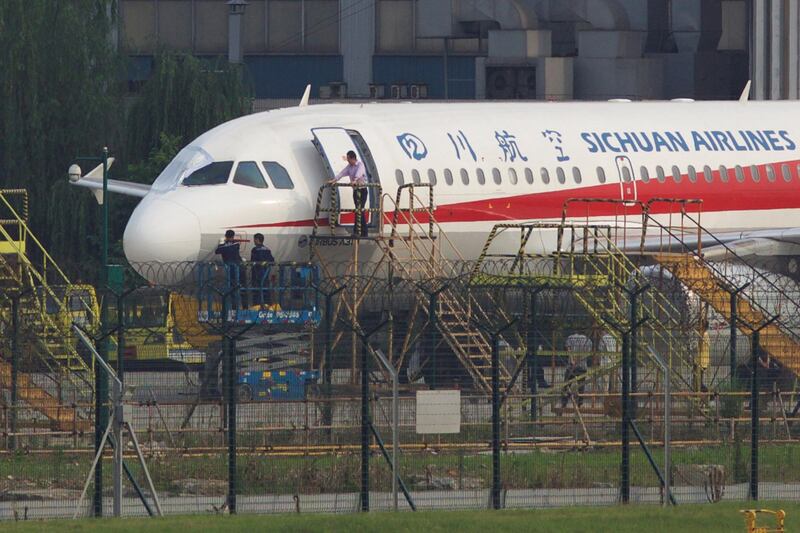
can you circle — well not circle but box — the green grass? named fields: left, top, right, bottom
left=2, top=502, right=799, bottom=532
left=2, top=442, right=799, bottom=494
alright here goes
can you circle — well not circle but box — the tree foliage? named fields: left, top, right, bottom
left=125, top=53, right=253, bottom=166
left=0, top=0, right=123, bottom=278
left=0, top=2, right=253, bottom=280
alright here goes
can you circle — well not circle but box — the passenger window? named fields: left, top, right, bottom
left=766, top=165, right=776, bottom=182
left=640, top=166, right=649, bottom=183
left=556, top=167, right=566, bottom=184
left=719, top=165, right=729, bottom=183
left=427, top=169, right=437, bottom=186
left=540, top=168, right=550, bottom=184
left=703, top=165, right=713, bottom=183
left=232, top=161, right=267, bottom=189
left=476, top=168, right=486, bottom=185
left=735, top=165, right=745, bottom=182
left=622, top=166, right=632, bottom=183
left=524, top=168, right=534, bottom=184
left=492, top=168, right=502, bottom=185
left=412, top=169, right=421, bottom=185
left=572, top=167, right=582, bottom=184
left=444, top=169, right=454, bottom=185
left=750, top=165, right=760, bottom=183
left=182, top=161, right=233, bottom=186
left=783, top=164, right=793, bottom=182
left=656, top=166, right=666, bottom=183
left=262, top=162, right=294, bottom=189
left=671, top=165, right=682, bottom=183
left=508, top=168, right=518, bottom=185
left=460, top=168, right=469, bottom=185
left=597, top=166, right=606, bottom=183
left=395, top=169, right=404, bottom=186
left=687, top=165, right=697, bottom=183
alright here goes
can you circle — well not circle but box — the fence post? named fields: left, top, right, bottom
left=220, top=288, right=238, bottom=514
left=324, top=292, right=334, bottom=438
left=749, top=330, right=759, bottom=501
left=429, top=291, right=438, bottom=390
left=360, top=331, right=370, bottom=512
left=730, top=291, right=738, bottom=386
left=629, top=288, right=638, bottom=420
left=620, top=330, right=630, bottom=504
left=491, top=332, right=501, bottom=509
left=94, top=286, right=110, bottom=517
left=9, top=292, right=19, bottom=451
left=527, top=290, right=538, bottom=421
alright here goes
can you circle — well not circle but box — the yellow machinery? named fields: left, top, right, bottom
left=741, top=509, right=786, bottom=533
left=0, top=189, right=96, bottom=431
left=107, top=288, right=215, bottom=366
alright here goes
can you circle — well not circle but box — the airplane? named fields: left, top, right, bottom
left=69, top=84, right=800, bottom=285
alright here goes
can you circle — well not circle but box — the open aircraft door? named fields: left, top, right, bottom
left=311, top=127, right=381, bottom=233
left=614, top=155, right=638, bottom=205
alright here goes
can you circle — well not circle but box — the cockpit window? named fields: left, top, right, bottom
left=182, top=161, right=233, bottom=186
left=262, top=162, right=294, bottom=189
left=151, top=145, right=213, bottom=192
left=233, top=161, right=268, bottom=189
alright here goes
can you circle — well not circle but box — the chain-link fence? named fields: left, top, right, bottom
left=1, top=254, right=799, bottom=520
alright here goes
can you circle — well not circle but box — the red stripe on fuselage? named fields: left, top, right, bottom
left=231, top=159, right=800, bottom=229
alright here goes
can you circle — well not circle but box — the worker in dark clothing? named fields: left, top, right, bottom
left=250, top=233, right=275, bottom=306
left=215, top=229, right=245, bottom=308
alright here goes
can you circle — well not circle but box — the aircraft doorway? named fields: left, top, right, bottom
left=614, top=155, right=638, bottom=205
left=311, top=127, right=381, bottom=234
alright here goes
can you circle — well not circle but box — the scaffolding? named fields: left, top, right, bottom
left=0, top=189, right=96, bottom=432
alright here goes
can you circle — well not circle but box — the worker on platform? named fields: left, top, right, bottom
left=250, top=233, right=275, bottom=307
left=561, top=332, right=591, bottom=408
left=215, top=229, right=244, bottom=308
left=328, top=150, right=368, bottom=237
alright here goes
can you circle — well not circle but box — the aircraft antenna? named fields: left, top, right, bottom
left=299, top=84, right=311, bottom=108
left=739, top=80, right=752, bottom=103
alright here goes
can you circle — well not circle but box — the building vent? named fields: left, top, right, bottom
left=486, top=66, right=536, bottom=100
left=369, top=84, right=386, bottom=99
left=409, top=84, right=429, bottom=99
left=320, top=82, right=348, bottom=99
left=390, top=84, right=409, bottom=99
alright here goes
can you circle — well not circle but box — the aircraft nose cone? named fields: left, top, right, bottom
left=123, top=197, right=202, bottom=268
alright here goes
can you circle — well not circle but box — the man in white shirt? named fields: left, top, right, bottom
left=329, top=150, right=368, bottom=237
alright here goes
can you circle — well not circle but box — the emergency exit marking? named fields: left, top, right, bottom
left=415, top=390, right=461, bottom=434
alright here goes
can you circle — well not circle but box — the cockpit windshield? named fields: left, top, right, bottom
left=182, top=162, right=233, bottom=186
left=151, top=145, right=214, bottom=192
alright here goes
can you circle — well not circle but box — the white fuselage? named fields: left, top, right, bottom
left=123, top=101, right=800, bottom=282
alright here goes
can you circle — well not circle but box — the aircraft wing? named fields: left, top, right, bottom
left=631, top=227, right=800, bottom=261
left=69, top=160, right=150, bottom=201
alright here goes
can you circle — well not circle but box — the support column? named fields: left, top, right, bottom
left=789, top=0, right=799, bottom=99
left=769, top=0, right=783, bottom=100
left=341, top=0, right=375, bottom=97
left=752, top=0, right=768, bottom=99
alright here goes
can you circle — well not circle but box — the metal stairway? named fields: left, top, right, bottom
left=649, top=212, right=800, bottom=378
left=469, top=222, right=701, bottom=393
left=374, top=185, right=516, bottom=393
left=0, top=189, right=95, bottom=431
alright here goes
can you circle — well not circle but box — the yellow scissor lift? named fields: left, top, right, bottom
left=0, top=189, right=96, bottom=432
